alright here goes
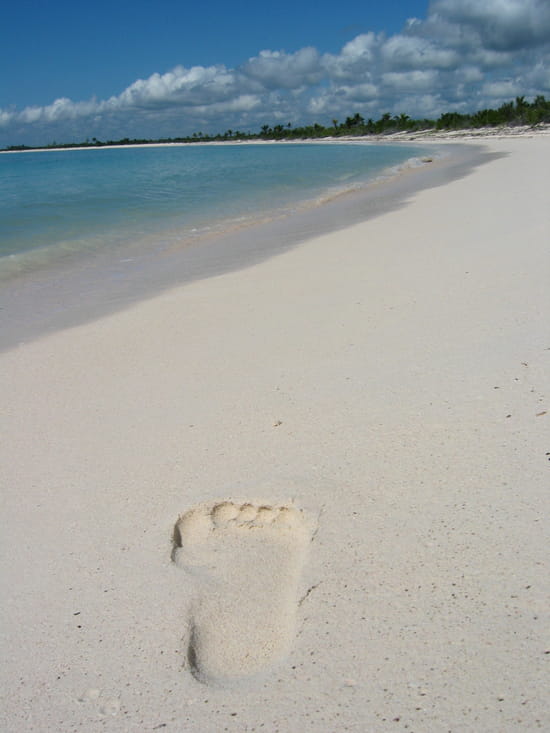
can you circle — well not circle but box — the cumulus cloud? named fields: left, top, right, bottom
left=115, top=65, right=245, bottom=109
left=382, top=70, right=440, bottom=92
left=430, top=0, right=550, bottom=51
left=381, top=35, right=459, bottom=71
left=1, top=0, right=550, bottom=146
left=323, top=33, right=380, bottom=81
left=19, top=97, right=100, bottom=123
left=242, top=47, right=322, bottom=89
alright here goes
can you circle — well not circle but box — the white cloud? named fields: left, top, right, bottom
left=0, top=109, right=15, bottom=126
left=469, top=48, right=514, bottom=70
left=481, top=79, right=522, bottom=98
left=19, top=106, right=43, bottom=124
left=381, top=35, right=459, bottom=70
left=242, top=47, right=322, bottom=89
left=1, top=0, right=550, bottom=146
left=430, top=0, right=550, bottom=50
left=398, top=94, right=445, bottom=119
left=338, top=83, right=379, bottom=102
left=113, top=65, right=241, bottom=108
left=528, top=61, right=550, bottom=90
left=323, top=33, right=380, bottom=80
left=382, top=70, right=440, bottom=92
left=187, top=94, right=261, bottom=117
left=457, top=66, right=484, bottom=84
left=16, top=97, right=100, bottom=124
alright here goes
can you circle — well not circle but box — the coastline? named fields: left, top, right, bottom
left=1, top=140, right=488, bottom=351
left=1, top=122, right=550, bottom=154
left=1, top=133, right=549, bottom=731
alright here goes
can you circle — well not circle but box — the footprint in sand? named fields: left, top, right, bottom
left=172, top=501, right=312, bottom=685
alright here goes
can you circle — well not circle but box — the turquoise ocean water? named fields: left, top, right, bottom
left=1, top=139, right=454, bottom=348
left=0, top=142, right=428, bottom=281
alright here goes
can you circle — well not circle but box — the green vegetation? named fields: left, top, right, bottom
left=4, top=96, right=550, bottom=152
left=436, top=96, right=550, bottom=129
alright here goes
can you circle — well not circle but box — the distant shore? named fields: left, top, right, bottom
left=2, top=121, right=550, bottom=154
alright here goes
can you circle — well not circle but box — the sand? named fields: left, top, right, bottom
left=1, top=134, right=549, bottom=731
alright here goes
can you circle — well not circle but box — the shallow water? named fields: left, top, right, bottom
left=0, top=141, right=428, bottom=279
left=0, top=141, right=494, bottom=351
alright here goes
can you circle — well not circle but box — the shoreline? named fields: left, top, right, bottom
left=1, top=140, right=487, bottom=351
left=2, top=122, right=549, bottom=154
left=0, top=139, right=438, bottom=282
left=1, top=133, right=549, bottom=731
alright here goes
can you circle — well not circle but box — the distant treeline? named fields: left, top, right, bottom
left=4, top=96, right=550, bottom=152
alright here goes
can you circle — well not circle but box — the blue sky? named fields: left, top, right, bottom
left=1, top=0, right=549, bottom=146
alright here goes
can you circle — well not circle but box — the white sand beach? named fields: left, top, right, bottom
left=1, top=134, right=549, bottom=731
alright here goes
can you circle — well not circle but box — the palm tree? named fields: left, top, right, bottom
left=397, top=113, right=410, bottom=130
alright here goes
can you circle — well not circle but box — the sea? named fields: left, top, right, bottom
left=1, top=139, right=463, bottom=348
left=0, top=141, right=431, bottom=278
